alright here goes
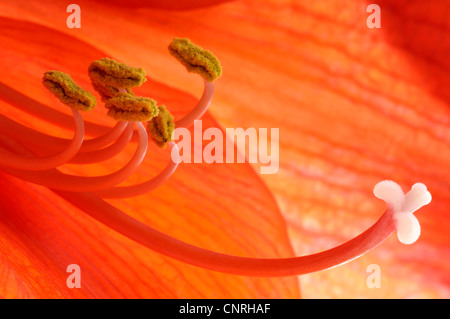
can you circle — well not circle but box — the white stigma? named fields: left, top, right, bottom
left=373, top=180, right=432, bottom=245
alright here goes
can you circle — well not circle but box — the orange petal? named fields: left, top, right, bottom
left=0, top=19, right=299, bottom=298
left=1, top=0, right=449, bottom=298
left=99, top=0, right=233, bottom=10
left=0, top=170, right=299, bottom=298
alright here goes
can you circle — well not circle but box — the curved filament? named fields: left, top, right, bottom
left=0, top=81, right=107, bottom=135
left=57, top=190, right=396, bottom=277
left=95, top=141, right=180, bottom=198
left=0, top=114, right=127, bottom=155
left=70, top=123, right=133, bottom=164
left=80, top=121, right=128, bottom=152
left=0, top=108, right=84, bottom=170
left=175, top=79, right=214, bottom=129
left=2, top=122, right=148, bottom=192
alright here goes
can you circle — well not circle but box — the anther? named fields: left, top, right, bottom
left=169, top=38, right=222, bottom=82
left=88, top=58, right=147, bottom=89
left=105, top=93, right=159, bottom=122
left=90, top=80, right=122, bottom=102
left=42, top=71, right=96, bottom=111
left=147, top=105, right=175, bottom=148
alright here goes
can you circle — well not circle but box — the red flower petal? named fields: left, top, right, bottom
left=0, top=18, right=299, bottom=298
left=1, top=0, right=449, bottom=298
left=0, top=170, right=299, bottom=298
left=102, top=0, right=233, bottom=10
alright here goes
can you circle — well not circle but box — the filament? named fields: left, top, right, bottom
left=0, top=81, right=107, bottom=135
left=0, top=114, right=127, bottom=155
left=94, top=141, right=180, bottom=198
left=2, top=122, right=148, bottom=192
left=80, top=121, right=128, bottom=152
left=70, top=123, right=133, bottom=164
left=0, top=108, right=84, bottom=170
left=175, top=79, right=214, bottom=129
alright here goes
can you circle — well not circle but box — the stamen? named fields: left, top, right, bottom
left=147, top=105, right=175, bottom=148
left=166, top=39, right=218, bottom=129
left=169, top=38, right=222, bottom=82
left=0, top=71, right=91, bottom=170
left=42, top=71, right=96, bottom=111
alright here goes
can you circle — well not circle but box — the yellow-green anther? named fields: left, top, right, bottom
left=168, top=38, right=222, bottom=82
left=105, top=93, right=159, bottom=122
left=90, top=79, right=134, bottom=102
left=88, top=58, right=147, bottom=89
left=147, top=105, right=175, bottom=148
left=91, top=79, right=119, bottom=102
left=42, top=71, right=96, bottom=111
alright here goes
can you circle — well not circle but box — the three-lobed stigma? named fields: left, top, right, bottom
left=374, top=180, right=432, bottom=245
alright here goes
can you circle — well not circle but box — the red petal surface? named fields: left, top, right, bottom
left=0, top=0, right=449, bottom=298
left=100, top=0, right=233, bottom=10
left=0, top=18, right=299, bottom=298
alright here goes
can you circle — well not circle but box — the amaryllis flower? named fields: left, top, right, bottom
left=0, top=0, right=449, bottom=299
